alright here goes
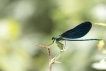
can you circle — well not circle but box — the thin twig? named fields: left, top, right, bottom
left=36, top=44, right=53, bottom=71
left=47, top=47, right=52, bottom=71
left=47, top=47, right=51, bottom=61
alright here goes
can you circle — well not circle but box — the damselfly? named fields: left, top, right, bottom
left=50, top=21, right=102, bottom=45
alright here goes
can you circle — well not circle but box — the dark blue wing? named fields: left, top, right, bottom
left=61, top=21, right=92, bottom=38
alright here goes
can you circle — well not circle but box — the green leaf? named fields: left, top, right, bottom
left=56, top=41, right=64, bottom=50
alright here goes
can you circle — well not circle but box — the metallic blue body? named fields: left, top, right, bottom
left=55, top=35, right=61, bottom=39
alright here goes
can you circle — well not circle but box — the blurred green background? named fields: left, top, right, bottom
left=0, top=0, right=105, bottom=71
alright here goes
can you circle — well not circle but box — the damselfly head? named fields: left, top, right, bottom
left=52, top=37, right=55, bottom=40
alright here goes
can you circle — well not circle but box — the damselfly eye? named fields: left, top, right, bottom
left=52, top=37, right=55, bottom=40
